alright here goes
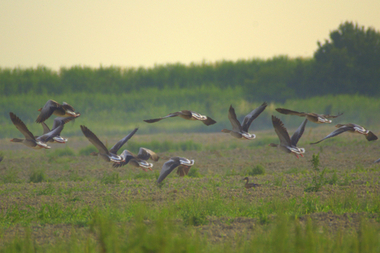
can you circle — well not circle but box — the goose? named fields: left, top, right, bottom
left=80, top=126, right=138, bottom=163
left=157, top=157, right=194, bottom=183
left=36, top=100, right=80, bottom=123
left=39, top=117, right=74, bottom=143
left=242, top=177, right=260, bottom=188
left=144, top=110, right=216, bottom=126
left=276, top=108, right=342, bottom=123
left=311, top=123, right=378, bottom=144
left=112, top=148, right=159, bottom=171
left=269, top=115, right=307, bottom=158
left=9, top=112, right=72, bottom=149
left=221, top=103, right=267, bottom=139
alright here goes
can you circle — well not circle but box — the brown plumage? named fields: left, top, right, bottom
left=36, top=99, right=80, bottom=123
left=144, top=110, right=216, bottom=126
left=242, top=177, right=260, bottom=189
left=275, top=108, right=342, bottom=124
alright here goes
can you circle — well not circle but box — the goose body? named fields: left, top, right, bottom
left=242, top=177, right=260, bottom=188
left=112, top=147, right=159, bottom=171
left=221, top=103, right=267, bottom=140
left=269, top=115, right=307, bottom=158
left=311, top=123, right=378, bottom=144
left=157, top=157, right=194, bottom=183
left=36, top=100, right=80, bottom=123
left=80, top=126, right=138, bottom=163
left=276, top=108, right=342, bottom=124
left=10, top=112, right=70, bottom=149
left=144, top=110, right=216, bottom=126
left=40, top=117, right=75, bottom=143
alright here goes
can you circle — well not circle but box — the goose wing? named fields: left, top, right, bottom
left=9, top=112, right=35, bottom=141
left=109, top=128, right=138, bottom=154
left=290, top=119, right=308, bottom=146
left=201, top=116, right=217, bottom=126
left=227, top=105, right=242, bottom=131
left=80, top=125, right=109, bottom=155
left=275, top=108, right=308, bottom=117
left=271, top=115, right=291, bottom=146
left=36, top=100, right=60, bottom=123
left=310, top=126, right=351, bottom=144
left=144, top=112, right=181, bottom=123
left=37, top=117, right=75, bottom=143
left=61, top=102, right=75, bottom=112
left=321, top=112, right=344, bottom=119
left=374, top=158, right=380, bottom=163
left=157, top=157, right=181, bottom=183
left=137, top=147, right=159, bottom=161
left=242, top=102, right=267, bottom=132
left=41, top=122, right=51, bottom=134
left=366, top=131, right=378, bottom=141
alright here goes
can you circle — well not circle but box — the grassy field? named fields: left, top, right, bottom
left=0, top=125, right=380, bottom=252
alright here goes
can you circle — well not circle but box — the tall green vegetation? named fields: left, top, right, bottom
left=1, top=22, right=379, bottom=100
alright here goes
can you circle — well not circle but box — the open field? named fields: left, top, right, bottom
left=0, top=126, right=380, bottom=252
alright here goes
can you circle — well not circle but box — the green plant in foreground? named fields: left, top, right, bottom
left=305, top=153, right=326, bottom=192
left=100, top=172, right=120, bottom=184
left=29, top=170, right=49, bottom=183
left=248, top=164, right=265, bottom=176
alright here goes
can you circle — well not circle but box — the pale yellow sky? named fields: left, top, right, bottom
left=1, top=0, right=379, bottom=70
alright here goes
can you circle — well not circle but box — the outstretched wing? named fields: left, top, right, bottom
left=36, top=100, right=60, bottom=123
left=109, top=128, right=138, bottom=154
left=275, top=108, right=307, bottom=117
left=41, top=122, right=51, bottom=134
left=271, top=115, right=291, bottom=146
left=80, top=125, right=109, bottom=155
left=227, top=105, right=242, bottom=131
left=201, top=117, right=217, bottom=126
left=321, top=112, right=344, bottom=119
left=290, top=119, right=308, bottom=146
left=310, top=126, right=350, bottom=145
left=157, top=157, right=181, bottom=183
left=143, top=112, right=181, bottom=123
left=242, top=102, right=267, bottom=132
left=10, top=112, right=35, bottom=140
left=366, top=131, right=378, bottom=141
left=137, top=147, right=159, bottom=161
left=37, top=117, right=75, bottom=143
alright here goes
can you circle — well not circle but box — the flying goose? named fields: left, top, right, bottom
left=39, top=117, right=74, bottom=143
left=221, top=103, right=267, bottom=139
left=269, top=115, right=308, bottom=158
left=157, top=157, right=194, bottom=183
left=144, top=110, right=216, bottom=126
left=311, top=123, right=378, bottom=144
left=10, top=112, right=72, bottom=149
left=275, top=108, right=343, bottom=124
left=242, top=177, right=260, bottom=189
left=112, top=147, right=159, bottom=171
left=80, top=126, right=138, bottom=162
left=36, top=100, right=80, bottom=123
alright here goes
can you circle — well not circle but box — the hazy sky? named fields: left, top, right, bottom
left=1, top=0, right=379, bottom=70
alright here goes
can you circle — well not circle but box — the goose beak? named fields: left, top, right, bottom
left=38, top=108, right=42, bottom=111
left=148, top=167, right=153, bottom=171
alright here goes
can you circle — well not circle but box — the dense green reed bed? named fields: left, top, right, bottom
left=1, top=130, right=380, bottom=252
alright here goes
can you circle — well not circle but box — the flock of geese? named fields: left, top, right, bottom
left=6, top=99, right=380, bottom=186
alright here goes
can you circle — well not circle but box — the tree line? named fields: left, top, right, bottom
left=1, top=22, right=379, bottom=102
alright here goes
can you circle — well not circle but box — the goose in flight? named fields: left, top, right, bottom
left=39, top=117, right=74, bottom=143
left=269, top=115, right=308, bottom=158
left=311, top=123, right=378, bottom=144
left=275, top=108, right=343, bottom=124
left=10, top=112, right=73, bottom=149
left=80, top=126, right=138, bottom=163
left=242, top=177, right=260, bottom=189
left=36, top=100, right=80, bottom=123
left=221, top=102, right=267, bottom=139
left=157, top=157, right=194, bottom=183
left=112, top=147, right=159, bottom=171
left=144, top=110, right=216, bottom=126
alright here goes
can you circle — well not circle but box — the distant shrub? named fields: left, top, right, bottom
left=1, top=169, right=21, bottom=184
left=101, top=172, right=120, bottom=184
left=29, top=170, right=49, bottom=183
left=78, top=145, right=98, bottom=156
left=248, top=165, right=265, bottom=176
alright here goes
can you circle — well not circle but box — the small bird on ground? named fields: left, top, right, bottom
left=242, top=177, right=260, bottom=188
